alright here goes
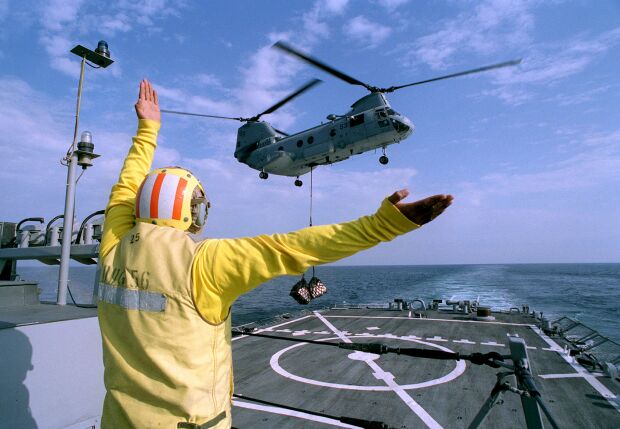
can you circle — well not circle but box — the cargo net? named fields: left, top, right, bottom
left=290, top=276, right=327, bottom=305
left=552, top=316, right=620, bottom=367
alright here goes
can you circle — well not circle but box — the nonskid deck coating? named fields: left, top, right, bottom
left=231, top=308, right=620, bottom=429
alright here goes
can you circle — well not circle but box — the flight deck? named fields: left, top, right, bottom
left=231, top=305, right=620, bottom=429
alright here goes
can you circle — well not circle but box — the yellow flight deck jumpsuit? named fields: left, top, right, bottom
left=98, top=119, right=419, bottom=428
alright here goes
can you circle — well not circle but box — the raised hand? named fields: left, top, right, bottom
left=135, top=79, right=160, bottom=122
left=388, top=189, right=453, bottom=226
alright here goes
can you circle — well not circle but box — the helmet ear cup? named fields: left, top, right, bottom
left=195, top=201, right=207, bottom=227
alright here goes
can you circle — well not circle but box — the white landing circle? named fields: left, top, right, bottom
left=270, top=334, right=467, bottom=391
left=347, top=351, right=380, bottom=362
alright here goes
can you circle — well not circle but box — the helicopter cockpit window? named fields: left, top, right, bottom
left=375, top=109, right=388, bottom=118
left=349, top=113, right=365, bottom=127
left=297, top=139, right=303, bottom=147
left=387, top=108, right=399, bottom=116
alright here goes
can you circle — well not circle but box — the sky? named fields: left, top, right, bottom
left=0, top=0, right=618, bottom=265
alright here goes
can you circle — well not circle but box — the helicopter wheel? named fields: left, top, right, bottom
left=379, top=155, right=389, bottom=165
left=294, top=179, right=303, bottom=187
left=259, top=171, right=269, bottom=180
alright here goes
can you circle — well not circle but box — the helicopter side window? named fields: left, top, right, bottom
left=329, top=129, right=336, bottom=137
left=278, top=146, right=284, bottom=151
left=349, top=114, right=365, bottom=127
left=297, top=140, right=303, bottom=147
left=308, top=136, right=314, bottom=144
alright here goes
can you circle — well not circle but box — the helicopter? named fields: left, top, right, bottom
left=162, top=42, right=520, bottom=187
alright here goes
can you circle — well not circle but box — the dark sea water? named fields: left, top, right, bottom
left=18, top=263, right=620, bottom=343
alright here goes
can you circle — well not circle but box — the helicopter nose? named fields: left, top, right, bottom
left=392, top=117, right=413, bottom=136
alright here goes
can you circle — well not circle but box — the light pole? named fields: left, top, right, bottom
left=57, top=41, right=113, bottom=306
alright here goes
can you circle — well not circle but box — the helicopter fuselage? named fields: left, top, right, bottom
left=234, top=93, right=413, bottom=177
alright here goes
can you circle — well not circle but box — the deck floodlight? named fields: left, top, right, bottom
left=76, top=131, right=100, bottom=169
left=70, top=40, right=114, bottom=68
left=57, top=40, right=113, bottom=306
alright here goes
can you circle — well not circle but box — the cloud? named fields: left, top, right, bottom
left=0, top=77, right=131, bottom=220
left=343, top=16, right=392, bottom=48
left=457, top=128, right=620, bottom=205
left=323, top=0, right=348, bottom=13
left=493, top=28, right=620, bottom=86
left=195, top=73, right=224, bottom=89
left=374, top=0, right=409, bottom=10
left=478, top=27, right=620, bottom=105
left=41, top=0, right=84, bottom=32
left=37, top=0, right=187, bottom=76
left=405, top=0, right=534, bottom=70
left=300, top=0, right=349, bottom=45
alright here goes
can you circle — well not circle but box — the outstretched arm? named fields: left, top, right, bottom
left=192, top=191, right=453, bottom=323
left=100, top=80, right=161, bottom=258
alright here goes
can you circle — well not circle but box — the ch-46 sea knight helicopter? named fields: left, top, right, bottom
left=162, top=42, right=520, bottom=186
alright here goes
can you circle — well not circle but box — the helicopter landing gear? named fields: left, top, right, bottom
left=379, top=147, right=389, bottom=165
left=259, top=171, right=269, bottom=180
left=294, top=178, right=303, bottom=187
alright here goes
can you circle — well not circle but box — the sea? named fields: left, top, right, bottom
left=17, top=263, right=620, bottom=344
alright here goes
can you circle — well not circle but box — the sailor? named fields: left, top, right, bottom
left=97, top=79, right=453, bottom=428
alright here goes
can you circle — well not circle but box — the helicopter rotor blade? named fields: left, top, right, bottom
left=273, top=127, right=289, bottom=136
left=161, top=109, right=245, bottom=121
left=274, top=41, right=372, bottom=90
left=253, top=78, right=322, bottom=120
left=384, top=59, right=522, bottom=92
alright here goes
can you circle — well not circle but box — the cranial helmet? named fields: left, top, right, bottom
left=135, top=167, right=210, bottom=233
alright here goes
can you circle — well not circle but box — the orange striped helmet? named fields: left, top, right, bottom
left=135, top=167, right=209, bottom=233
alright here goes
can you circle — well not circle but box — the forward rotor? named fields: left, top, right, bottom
left=273, top=41, right=521, bottom=93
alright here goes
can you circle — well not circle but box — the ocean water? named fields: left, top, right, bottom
left=17, top=263, right=620, bottom=343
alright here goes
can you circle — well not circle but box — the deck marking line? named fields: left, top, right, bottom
left=270, top=335, right=466, bottom=391
left=531, top=325, right=620, bottom=413
left=365, top=358, right=443, bottom=429
left=313, top=311, right=445, bottom=429
left=292, top=330, right=311, bottom=336
left=367, top=326, right=380, bottom=330
left=325, top=315, right=531, bottom=326
left=402, top=335, right=422, bottom=340
left=539, top=373, right=604, bottom=379
left=426, top=336, right=448, bottom=342
left=480, top=341, right=505, bottom=347
left=453, top=339, right=475, bottom=344
left=541, top=347, right=564, bottom=352
left=232, top=314, right=314, bottom=341
left=233, top=400, right=361, bottom=428
left=313, top=311, right=351, bottom=343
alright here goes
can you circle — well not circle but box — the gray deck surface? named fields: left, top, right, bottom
left=0, top=302, right=97, bottom=328
left=231, top=308, right=620, bottom=429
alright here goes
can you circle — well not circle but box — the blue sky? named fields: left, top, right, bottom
left=0, top=0, right=618, bottom=265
